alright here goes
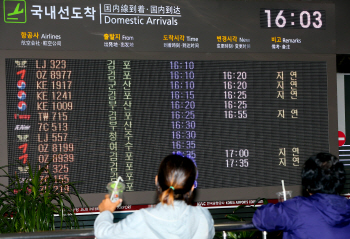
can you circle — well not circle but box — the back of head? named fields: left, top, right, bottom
left=302, top=152, right=346, bottom=194
left=157, top=154, right=197, bottom=206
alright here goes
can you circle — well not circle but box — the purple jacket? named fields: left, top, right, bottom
left=253, top=193, right=350, bottom=239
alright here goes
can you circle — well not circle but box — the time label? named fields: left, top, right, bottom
left=260, top=9, right=326, bottom=29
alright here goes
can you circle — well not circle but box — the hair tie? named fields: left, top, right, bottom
left=169, top=186, right=175, bottom=190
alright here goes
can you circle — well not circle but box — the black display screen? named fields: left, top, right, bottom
left=6, top=59, right=329, bottom=195
left=0, top=0, right=338, bottom=206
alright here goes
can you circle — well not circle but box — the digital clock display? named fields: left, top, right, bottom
left=261, top=9, right=326, bottom=29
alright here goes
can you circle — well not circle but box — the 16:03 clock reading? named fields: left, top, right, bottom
left=261, top=9, right=326, bottom=29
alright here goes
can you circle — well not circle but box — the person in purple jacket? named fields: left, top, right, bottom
left=253, top=152, right=350, bottom=239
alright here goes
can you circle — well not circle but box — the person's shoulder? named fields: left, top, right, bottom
left=188, top=203, right=208, bottom=210
left=282, top=195, right=319, bottom=212
left=282, top=195, right=305, bottom=206
left=256, top=196, right=302, bottom=212
left=189, top=204, right=212, bottom=218
left=121, top=206, right=155, bottom=222
left=138, top=205, right=158, bottom=215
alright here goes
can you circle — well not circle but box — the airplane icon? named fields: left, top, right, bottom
left=4, top=0, right=27, bottom=23
left=7, top=3, right=24, bottom=20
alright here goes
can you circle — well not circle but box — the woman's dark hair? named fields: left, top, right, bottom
left=157, top=154, right=197, bottom=205
left=302, top=152, right=346, bottom=195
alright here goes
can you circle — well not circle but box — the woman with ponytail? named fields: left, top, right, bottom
left=94, top=154, right=215, bottom=239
